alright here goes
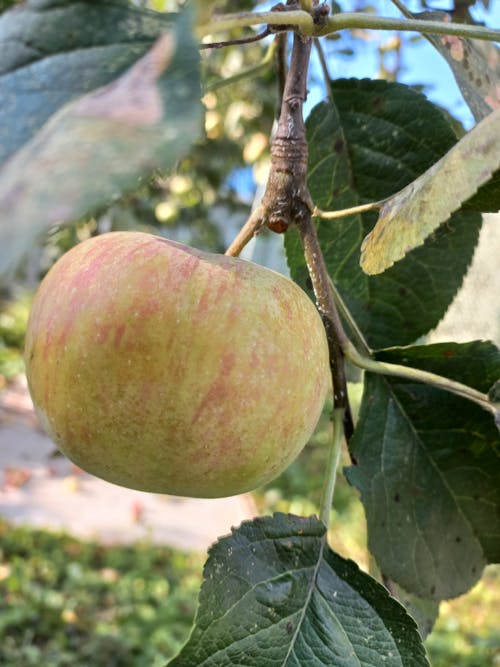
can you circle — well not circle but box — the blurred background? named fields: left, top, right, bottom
left=1, top=0, right=499, bottom=664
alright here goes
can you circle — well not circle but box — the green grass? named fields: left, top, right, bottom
left=426, top=566, right=500, bottom=667
left=0, top=363, right=497, bottom=665
left=0, top=520, right=202, bottom=666
left=1, top=518, right=499, bottom=666
left=0, top=293, right=31, bottom=382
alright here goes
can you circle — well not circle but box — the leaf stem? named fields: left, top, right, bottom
left=345, top=341, right=498, bottom=417
left=327, top=277, right=372, bottom=356
left=313, top=38, right=334, bottom=105
left=198, top=11, right=500, bottom=42
left=313, top=200, right=385, bottom=219
left=319, top=407, right=344, bottom=527
left=389, top=0, right=413, bottom=19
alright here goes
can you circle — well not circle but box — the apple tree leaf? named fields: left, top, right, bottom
left=169, top=513, right=430, bottom=667
left=285, top=78, right=482, bottom=349
left=412, top=10, right=500, bottom=122
left=0, top=14, right=201, bottom=279
left=345, top=341, right=500, bottom=600
left=462, top=167, right=500, bottom=213
left=384, top=580, right=439, bottom=641
left=360, top=108, right=500, bottom=275
left=489, top=379, right=500, bottom=403
left=0, top=0, right=175, bottom=164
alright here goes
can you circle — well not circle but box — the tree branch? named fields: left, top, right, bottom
left=200, top=27, right=271, bottom=50
left=297, top=214, right=354, bottom=439
left=198, top=10, right=500, bottom=42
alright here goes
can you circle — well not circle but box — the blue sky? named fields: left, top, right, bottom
left=227, top=1, right=499, bottom=197
left=255, top=0, right=499, bottom=128
left=310, top=0, right=499, bottom=128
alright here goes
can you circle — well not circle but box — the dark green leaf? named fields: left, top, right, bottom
left=285, top=78, right=482, bottom=349
left=0, top=0, right=175, bottom=163
left=489, top=379, right=500, bottom=403
left=0, top=14, right=201, bottom=278
left=384, top=581, right=439, bottom=641
left=463, top=168, right=500, bottom=213
left=346, top=341, right=500, bottom=599
left=170, top=514, right=430, bottom=666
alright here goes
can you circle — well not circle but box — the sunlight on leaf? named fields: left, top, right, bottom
left=360, top=108, right=500, bottom=275
left=170, top=514, right=430, bottom=666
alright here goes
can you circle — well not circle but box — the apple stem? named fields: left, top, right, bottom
left=225, top=206, right=265, bottom=257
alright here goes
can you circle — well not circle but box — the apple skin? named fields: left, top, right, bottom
left=24, top=232, right=330, bottom=498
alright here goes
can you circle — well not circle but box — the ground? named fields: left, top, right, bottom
left=0, top=376, right=256, bottom=552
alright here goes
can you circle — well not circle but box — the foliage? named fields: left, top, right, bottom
left=346, top=342, right=500, bottom=599
left=0, top=520, right=498, bottom=666
left=0, top=0, right=499, bottom=665
left=0, top=520, right=202, bottom=666
left=0, top=293, right=31, bottom=382
left=285, top=78, right=483, bottom=349
left=361, top=109, right=500, bottom=274
left=425, top=566, right=500, bottom=667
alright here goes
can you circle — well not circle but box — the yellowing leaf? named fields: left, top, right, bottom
left=360, top=108, right=500, bottom=275
left=412, top=10, right=500, bottom=122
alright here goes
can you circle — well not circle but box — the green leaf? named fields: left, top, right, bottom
left=412, top=10, right=500, bottom=122
left=345, top=341, right=500, bottom=600
left=360, top=109, right=500, bottom=275
left=489, top=379, right=500, bottom=403
left=462, top=167, right=500, bottom=213
left=285, top=78, right=482, bottom=349
left=169, top=513, right=430, bottom=667
left=0, top=15, right=201, bottom=278
left=489, top=379, right=500, bottom=432
left=0, top=0, right=175, bottom=163
left=385, top=581, right=439, bottom=641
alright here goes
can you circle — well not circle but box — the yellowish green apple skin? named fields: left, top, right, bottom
left=24, top=232, right=330, bottom=498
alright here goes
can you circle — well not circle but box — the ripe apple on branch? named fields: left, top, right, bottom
left=24, top=231, right=330, bottom=498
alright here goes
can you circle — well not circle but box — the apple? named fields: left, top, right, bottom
left=24, top=232, right=330, bottom=498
